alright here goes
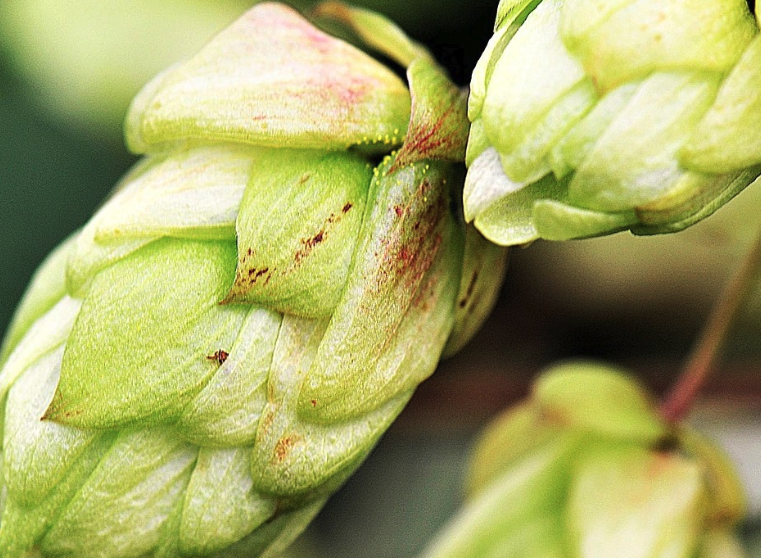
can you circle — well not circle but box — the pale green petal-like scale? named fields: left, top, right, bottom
left=0, top=296, right=81, bottom=401
left=420, top=435, right=578, bottom=558
left=3, top=346, right=95, bottom=506
left=48, top=240, right=249, bottom=429
left=0, top=433, right=115, bottom=558
left=40, top=428, right=197, bottom=558
left=532, top=361, right=667, bottom=444
left=567, top=443, right=705, bottom=558
left=532, top=199, right=637, bottom=241
left=93, top=144, right=257, bottom=242
left=125, top=3, right=410, bottom=154
left=228, top=149, right=371, bottom=318
left=474, top=172, right=570, bottom=246
left=497, top=77, right=596, bottom=183
left=179, top=447, right=276, bottom=556
left=681, top=34, right=761, bottom=173
left=251, top=314, right=412, bottom=496
left=464, top=148, right=527, bottom=224
left=297, top=159, right=457, bottom=422
left=560, top=0, right=757, bottom=92
left=482, top=0, right=587, bottom=157
left=551, top=81, right=638, bottom=177
left=569, top=71, right=721, bottom=211
left=0, top=233, right=75, bottom=364
left=177, top=306, right=281, bottom=447
left=467, top=0, right=761, bottom=243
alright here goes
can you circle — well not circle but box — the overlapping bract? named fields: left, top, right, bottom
left=421, top=362, right=748, bottom=558
left=0, top=4, right=506, bottom=557
left=466, top=0, right=761, bottom=245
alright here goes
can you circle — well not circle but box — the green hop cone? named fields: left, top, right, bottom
left=0, top=3, right=508, bottom=557
left=421, top=361, right=748, bottom=558
left=465, top=0, right=761, bottom=245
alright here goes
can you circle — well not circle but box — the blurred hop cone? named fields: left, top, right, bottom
left=0, top=3, right=507, bottom=557
left=465, top=0, right=761, bottom=245
left=421, top=362, right=748, bottom=558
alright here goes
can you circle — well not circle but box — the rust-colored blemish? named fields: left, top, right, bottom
left=206, top=349, right=229, bottom=366
left=458, top=270, right=479, bottom=309
left=310, top=399, right=317, bottom=407
left=274, top=435, right=301, bottom=463
left=293, top=203, right=352, bottom=264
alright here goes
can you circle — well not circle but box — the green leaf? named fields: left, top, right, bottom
left=46, top=239, right=249, bottom=429
left=567, top=443, right=705, bottom=558
left=680, top=34, right=761, bottom=173
left=392, top=58, right=469, bottom=169
left=533, top=361, right=668, bottom=444
left=179, top=447, right=276, bottom=556
left=125, top=3, right=410, bottom=154
left=224, top=149, right=371, bottom=318
left=40, top=428, right=196, bottom=558
left=296, top=158, right=456, bottom=422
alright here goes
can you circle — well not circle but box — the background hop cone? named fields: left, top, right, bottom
left=0, top=3, right=507, bottom=557
left=420, top=361, right=748, bottom=558
left=465, top=0, right=761, bottom=245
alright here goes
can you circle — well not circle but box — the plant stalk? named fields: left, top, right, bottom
left=660, top=229, right=761, bottom=424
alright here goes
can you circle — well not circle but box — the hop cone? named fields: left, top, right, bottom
left=465, top=0, right=761, bottom=244
left=421, top=362, right=748, bottom=558
left=0, top=4, right=507, bottom=557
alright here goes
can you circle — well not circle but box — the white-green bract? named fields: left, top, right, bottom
left=466, top=0, right=761, bottom=245
left=0, top=4, right=506, bottom=557
left=421, top=362, right=749, bottom=558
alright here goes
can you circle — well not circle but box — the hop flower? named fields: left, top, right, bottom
left=421, top=362, right=748, bottom=558
left=0, top=4, right=506, bottom=556
left=465, top=0, right=761, bottom=244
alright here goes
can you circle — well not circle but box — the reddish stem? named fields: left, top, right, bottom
left=660, top=229, right=761, bottom=424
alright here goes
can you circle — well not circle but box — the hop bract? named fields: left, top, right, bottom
left=466, top=0, right=761, bottom=244
left=421, top=362, right=748, bottom=558
left=0, top=4, right=506, bottom=557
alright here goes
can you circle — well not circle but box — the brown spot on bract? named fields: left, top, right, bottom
left=274, top=435, right=300, bottom=462
left=310, top=399, right=317, bottom=407
left=298, top=173, right=311, bottom=185
left=459, top=270, right=479, bottom=308
left=342, top=202, right=353, bottom=213
left=206, top=349, right=229, bottom=365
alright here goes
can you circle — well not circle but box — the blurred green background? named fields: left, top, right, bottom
left=2, top=1, right=761, bottom=556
